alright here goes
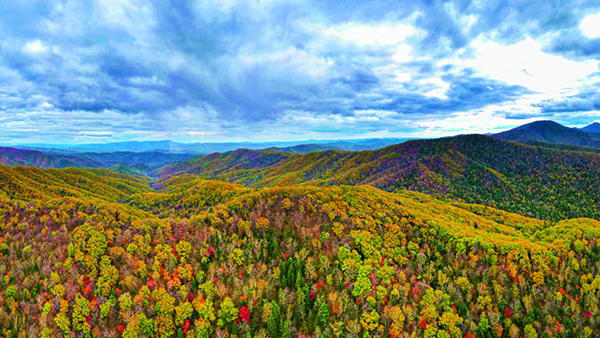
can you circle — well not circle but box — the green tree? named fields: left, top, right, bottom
left=217, top=297, right=238, bottom=328
left=317, top=300, right=330, bottom=329
left=268, top=301, right=281, bottom=337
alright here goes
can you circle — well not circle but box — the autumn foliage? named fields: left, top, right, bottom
left=0, top=162, right=599, bottom=337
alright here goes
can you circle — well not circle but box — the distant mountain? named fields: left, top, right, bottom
left=77, top=151, right=193, bottom=167
left=268, top=139, right=412, bottom=153
left=10, top=138, right=411, bottom=154
left=0, top=147, right=103, bottom=169
left=268, top=144, right=334, bottom=153
left=582, top=122, right=600, bottom=133
left=67, top=140, right=182, bottom=153
left=494, top=120, right=600, bottom=148
left=0, top=146, right=195, bottom=176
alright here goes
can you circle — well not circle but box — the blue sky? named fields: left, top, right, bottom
left=1, top=0, right=599, bottom=144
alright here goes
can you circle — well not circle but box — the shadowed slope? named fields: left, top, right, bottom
left=495, top=120, right=600, bottom=148
left=0, top=146, right=103, bottom=169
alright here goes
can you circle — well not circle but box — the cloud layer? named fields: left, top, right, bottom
left=0, top=0, right=599, bottom=143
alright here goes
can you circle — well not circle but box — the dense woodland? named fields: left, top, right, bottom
left=161, top=135, right=600, bottom=222
left=1, top=161, right=600, bottom=337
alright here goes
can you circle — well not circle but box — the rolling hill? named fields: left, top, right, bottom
left=0, top=146, right=104, bottom=169
left=77, top=151, right=194, bottom=169
left=0, top=165, right=151, bottom=202
left=494, top=120, right=600, bottom=148
left=0, top=146, right=193, bottom=175
left=1, top=167, right=599, bottom=337
left=160, top=134, right=600, bottom=221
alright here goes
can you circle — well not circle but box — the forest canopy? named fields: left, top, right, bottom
left=1, top=165, right=599, bottom=337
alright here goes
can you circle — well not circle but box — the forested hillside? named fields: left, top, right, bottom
left=160, top=135, right=600, bottom=222
left=0, top=147, right=104, bottom=169
left=0, top=165, right=151, bottom=202
left=1, top=166, right=600, bottom=337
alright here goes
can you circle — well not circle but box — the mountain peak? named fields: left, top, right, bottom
left=494, top=120, right=600, bottom=148
left=582, top=122, right=600, bottom=133
left=512, top=120, right=568, bottom=131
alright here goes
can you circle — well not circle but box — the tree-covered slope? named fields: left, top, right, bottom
left=160, top=134, right=600, bottom=221
left=0, top=165, right=152, bottom=202
left=2, top=172, right=600, bottom=337
left=0, top=146, right=104, bottom=169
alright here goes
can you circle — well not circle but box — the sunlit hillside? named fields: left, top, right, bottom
left=1, top=166, right=599, bottom=337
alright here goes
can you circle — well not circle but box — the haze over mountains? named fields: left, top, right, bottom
left=0, top=147, right=104, bottom=169
left=2, top=120, right=600, bottom=179
left=10, top=138, right=410, bottom=155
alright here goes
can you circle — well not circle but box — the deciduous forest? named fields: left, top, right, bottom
left=2, top=137, right=600, bottom=338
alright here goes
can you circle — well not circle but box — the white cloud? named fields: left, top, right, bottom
left=392, top=44, right=413, bottom=63
left=332, top=22, right=418, bottom=46
left=465, top=37, right=598, bottom=95
left=22, top=40, right=49, bottom=54
left=421, top=78, right=450, bottom=99
left=580, top=12, right=600, bottom=39
left=97, top=0, right=155, bottom=41
left=129, top=76, right=165, bottom=86
left=413, top=110, right=542, bottom=135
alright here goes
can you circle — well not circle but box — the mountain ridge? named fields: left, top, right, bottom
left=8, top=137, right=411, bottom=154
left=0, top=146, right=104, bottom=169
left=159, top=134, right=600, bottom=221
left=494, top=120, right=600, bottom=148
left=582, top=122, right=600, bottom=133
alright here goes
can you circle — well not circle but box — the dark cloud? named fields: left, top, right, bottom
left=547, top=32, right=600, bottom=59
left=535, top=91, right=600, bottom=113
left=376, top=72, right=531, bottom=115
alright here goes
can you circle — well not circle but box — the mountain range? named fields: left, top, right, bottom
left=0, top=147, right=193, bottom=174
left=160, top=132, right=600, bottom=221
left=9, top=138, right=410, bottom=155
left=1, top=152, right=599, bottom=337
left=0, top=146, right=104, bottom=169
left=494, top=120, right=600, bottom=148
left=2, top=120, right=600, bottom=337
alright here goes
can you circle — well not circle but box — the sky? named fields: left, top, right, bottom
left=1, top=0, right=600, bottom=144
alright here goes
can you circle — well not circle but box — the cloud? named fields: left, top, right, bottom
left=22, top=40, right=49, bottom=55
left=580, top=12, right=600, bottom=39
left=463, top=37, right=598, bottom=94
left=0, top=0, right=599, bottom=143
left=373, top=71, right=531, bottom=117
left=535, top=91, right=600, bottom=113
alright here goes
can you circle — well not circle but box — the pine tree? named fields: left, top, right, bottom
left=317, top=301, right=330, bottom=329
left=281, top=318, right=292, bottom=338
left=268, top=301, right=281, bottom=337
left=287, top=261, right=296, bottom=287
